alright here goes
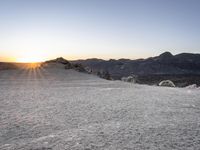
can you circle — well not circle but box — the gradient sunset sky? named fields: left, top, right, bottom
left=0, top=0, right=200, bottom=62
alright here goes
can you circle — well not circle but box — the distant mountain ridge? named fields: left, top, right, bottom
left=72, top=52, right=200, bottom=79
left=1, top=52, right=200, bottom=86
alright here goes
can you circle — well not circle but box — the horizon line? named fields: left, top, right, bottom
left=1, top=51, right=200, bottom=63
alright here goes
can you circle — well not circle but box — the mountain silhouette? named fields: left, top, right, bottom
left=73, top=52, right=200, bottom=79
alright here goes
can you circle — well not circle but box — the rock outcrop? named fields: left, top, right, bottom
left=42, top=57, right=88, bottom=73
left=97, top=70, right=111, bottom=80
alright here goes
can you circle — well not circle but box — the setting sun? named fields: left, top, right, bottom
left=17, top=57, right=44, bottom=63
left=16, top=51, right=46, bottom=63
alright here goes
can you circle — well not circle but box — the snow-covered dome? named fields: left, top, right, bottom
left=159, top=80, right=175, bottom=87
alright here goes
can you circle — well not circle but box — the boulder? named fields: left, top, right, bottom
left=72, top=63, right=86, bottom=72
left=97, top=70, right=111, bottom=80
left=64, top=63, right=73, bottom=69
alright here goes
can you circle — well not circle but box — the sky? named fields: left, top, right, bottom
left=0, top=0, right=200, bottom=62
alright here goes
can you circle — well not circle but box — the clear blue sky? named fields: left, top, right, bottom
left=0, top=0, right=200, bottom=62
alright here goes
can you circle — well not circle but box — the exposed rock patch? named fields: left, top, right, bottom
left=42, top=57, right=88, bottom=73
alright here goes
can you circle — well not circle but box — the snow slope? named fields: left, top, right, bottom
left=0, top=67, right=200, bottom=150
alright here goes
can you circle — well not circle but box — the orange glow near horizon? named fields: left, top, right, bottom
left=16, top=57, right=45, bottom=63
left=15, top=51, right=47, bottom=63
left=1, top=50, right=149, bottom=63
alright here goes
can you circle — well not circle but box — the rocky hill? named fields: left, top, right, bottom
left=42, top=57, right=87, bottom=72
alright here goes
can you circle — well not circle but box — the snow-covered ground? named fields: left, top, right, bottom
left=0, top=67, right=200, bottom=150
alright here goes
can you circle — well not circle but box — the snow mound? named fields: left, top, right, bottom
left=159, top=80, right=175, bottom=87
left=0, top=68, right=200, bottom=149
left=185, top=84, right=199, bottom=89
left=121, top=75, right=136, bottom=83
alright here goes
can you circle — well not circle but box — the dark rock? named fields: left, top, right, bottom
left=45, top=57, right=70, bottom=65
left=158, top=51, right=173, bottom=59
left=97, top=70, right=111, bottom=80
left=64, top=63, right=73, bottom=69
left=72, top=63, right=87, bottom=72
left=43, top=58, right=87, bottom=72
